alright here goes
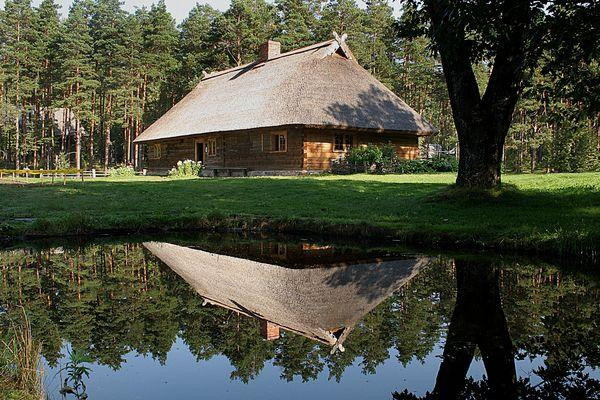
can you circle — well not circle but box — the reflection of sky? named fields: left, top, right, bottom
left=42, top=338, right=581, bottom=400
left=44, top=339, right=440, bottom=399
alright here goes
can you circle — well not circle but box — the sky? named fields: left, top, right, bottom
left=1, top=0, right=402, bottom=23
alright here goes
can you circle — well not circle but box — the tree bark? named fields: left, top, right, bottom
left=104, top=94, right=112, bottom=174
left=90, top=92, right=96, bottom=168
left=455, top=118, right=506, bottom=187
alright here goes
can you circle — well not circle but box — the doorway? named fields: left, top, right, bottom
left=195, top=141, right=204, bottom=163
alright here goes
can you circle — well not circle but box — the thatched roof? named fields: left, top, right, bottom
left=144, top=241, right=430, bottom=352
left=134, top=36, right=438, bottom=144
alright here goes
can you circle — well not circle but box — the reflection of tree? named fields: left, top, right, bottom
left=274, top=334, right=323, bottom=382
left=393, top=259, right=600, bottom=400
left=433, top=259, right=516, bottom=400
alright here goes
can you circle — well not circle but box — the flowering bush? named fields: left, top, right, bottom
left=168, top=160, right=203, bottom=177
left=108, top=165, right=136, bottom=177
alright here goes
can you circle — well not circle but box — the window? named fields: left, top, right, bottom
left=207, top=139, right=217, bottom=156
left=274, top=133, right=287, bottom=152
left=334, top=134, right=353, bottom=151
left=149, top=144, right=162, bottom=160
left=264, top=131, right=287, bottom=152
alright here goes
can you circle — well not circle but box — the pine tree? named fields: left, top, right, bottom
left=317, top=0, right=366, bottom=43
left=1, top=0, right=37, bottom=169
left=215, top=0, right=276, bottom=67
left=142, top=0, right=179, bottom=125
left=31, top=0, right=60, bottom=169
left=121, top=11, right=144, bottom=166
left=90, top=0, right=127, bottom=172
left=361, top=0, right=397, bottom=88
left=57, top=0, right=98, bottom=170
left=177, top=4, right=222, bottom=94
left=274, top=0, right=318, bottom=51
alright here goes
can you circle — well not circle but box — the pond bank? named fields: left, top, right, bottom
left=1, top=173, right=599, bottom=263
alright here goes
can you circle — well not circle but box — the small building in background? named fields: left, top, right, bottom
left=134, top=34, right=438, bottom=176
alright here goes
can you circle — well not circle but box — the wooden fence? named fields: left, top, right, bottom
left=0, top=168, right=146, bottom=184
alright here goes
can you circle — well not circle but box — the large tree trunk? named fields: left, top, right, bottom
left=456, top=119, right=506, bottom=187
left=426, top=0, right=530, bottom=188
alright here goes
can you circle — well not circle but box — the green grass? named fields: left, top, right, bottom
left=1, top=172, right=599, bottom=260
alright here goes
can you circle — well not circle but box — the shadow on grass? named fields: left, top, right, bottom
left=2, top=176, right=599, bottom=261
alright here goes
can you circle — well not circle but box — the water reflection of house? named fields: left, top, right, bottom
left=144, top=241, right=429, bottom=353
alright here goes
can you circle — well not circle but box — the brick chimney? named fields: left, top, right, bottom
left=259, top=40, right=281, bottom=62
left=260, top=320, right=280, bottom=341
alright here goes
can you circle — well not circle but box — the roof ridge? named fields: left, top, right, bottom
left=202, top=39, right=335, bottom=81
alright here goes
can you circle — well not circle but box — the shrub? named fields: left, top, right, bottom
left=108, top=165, right=136, bottom=177
left=55, top=152, right=71, bottom=170
left=168, top=160, right=203, bottom=177
left=345, top=145, right=385, bottom=172
left=332, top=144, right=458, bottom=175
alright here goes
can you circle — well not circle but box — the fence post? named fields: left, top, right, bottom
left=92, top=169, right=96, bottom=179
left=63, top=173, right=66, bottom=186
left=143, top=169, right=147, bottom=176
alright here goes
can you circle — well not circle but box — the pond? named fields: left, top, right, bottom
left=1, top=233, right=599, bottom=399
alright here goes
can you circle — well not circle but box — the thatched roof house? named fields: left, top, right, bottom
left=144, top=241, right=429, bottom=353
left=134, top=34, right=437, bottom=176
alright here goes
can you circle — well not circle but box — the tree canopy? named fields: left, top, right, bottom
left=0, top=0, right=596, bottom=177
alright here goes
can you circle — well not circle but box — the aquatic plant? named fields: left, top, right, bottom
left=58, top=350, right=93, bottom=400
left=0, top=309, right=45, bottom=400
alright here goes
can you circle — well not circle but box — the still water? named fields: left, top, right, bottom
left=1, top=233, right=599, bottom=399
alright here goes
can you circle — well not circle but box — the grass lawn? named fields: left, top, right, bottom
left=1, top=172, right=599, bottom=260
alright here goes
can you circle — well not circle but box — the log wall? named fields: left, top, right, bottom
left=144, top=126, right=420, bottom=174
left=146, top=138, right=195, bottom=173
left=303, top=128, right=419, bottom=171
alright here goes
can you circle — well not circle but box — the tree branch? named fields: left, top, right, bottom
left=481, top=0, right=531, bottom=124
left=424, top=0, right=482, bottom=135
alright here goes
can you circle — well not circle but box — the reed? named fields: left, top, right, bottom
left=0, top=309, right=45, bottom=400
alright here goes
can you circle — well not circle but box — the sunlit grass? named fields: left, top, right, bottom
left=1, top=172, right=599, bottom=259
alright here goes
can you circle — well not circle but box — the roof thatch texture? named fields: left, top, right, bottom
left=144, top=241, right=430, bottom=352
left=135, top=38, right=437, bottom=143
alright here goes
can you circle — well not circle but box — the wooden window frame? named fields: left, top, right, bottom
left=264, top=131, right=288, bottom=153
left=334, top=133, right=353, bottom=152
left=207, top=139, right=217, bottom=156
